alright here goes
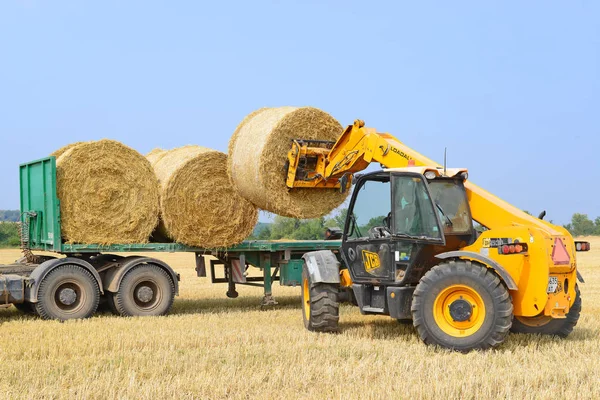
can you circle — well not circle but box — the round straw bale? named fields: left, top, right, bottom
left=228, top=106, right=348, bottom=218
left=146, top=148, right=168, bottom=167
left=51, top=142, right=87, bottom=159
left=55, top=140, right=160, bottom=244
left=151, top=145, right=258, bottom=248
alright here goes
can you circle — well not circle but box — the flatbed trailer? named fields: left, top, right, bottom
left=0, top=157, right=341, bottom=320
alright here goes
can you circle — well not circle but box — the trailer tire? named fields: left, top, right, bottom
left=411, top=260, right=513, bottom=352
left=34, top=264, right=100, bottom=321
left=114, top=264, right=174, bottom=317
left=511, top=285, right=581, bottom=338
left=103, top=293, right=120, bottom=315
left=301, top=263, right=339, bottom=332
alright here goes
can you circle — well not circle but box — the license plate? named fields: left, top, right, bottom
left=547, top=276, right=559, bottom=293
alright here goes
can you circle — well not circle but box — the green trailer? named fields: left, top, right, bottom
left=0, top=157, right=341, bottom=320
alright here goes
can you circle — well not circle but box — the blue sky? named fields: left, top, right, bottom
left=1, top=1, right=598, bottom=224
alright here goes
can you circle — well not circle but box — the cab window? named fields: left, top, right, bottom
left=347, top=178, right=391, bottom=239
left=428, top=180, right=472, bottom=234
left=392, top=175, right=442, bottom=239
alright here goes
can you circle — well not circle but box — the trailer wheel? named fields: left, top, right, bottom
left=114, top=264, right=174, bottom=317
left=411, top=261, right=513, bottom=352
left=35, top=264, right=100, bottom=321
left=301, top=263, right=339, bottom=332
left=103, top=293, right=120, bottom=315
left=511, top=285, right=581, bottom=338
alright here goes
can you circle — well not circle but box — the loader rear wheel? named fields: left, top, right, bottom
left=114, top=264, right=175, bottom=317
left=301, top=263, right=339, bottom=332
left=411, top=261, right=513, bottom=351
left=511, top=286, right=581, bottom=338
left=35, top=264, right=100, bottom=321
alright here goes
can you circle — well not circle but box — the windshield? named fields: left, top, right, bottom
left=428, top=179, right=472, bottom=234
left=393, top=175, right=442, bottom=239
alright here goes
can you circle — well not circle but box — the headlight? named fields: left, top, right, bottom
left=424, top=171, right=437, bottom=180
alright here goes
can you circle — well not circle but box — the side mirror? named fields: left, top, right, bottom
left=339, top=174, right=353, bottom=194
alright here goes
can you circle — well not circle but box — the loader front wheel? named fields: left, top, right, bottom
left=511, top=286, right=581, bottom=338
left=412, top=261, right=513, bottom=351
left=301, top=263, right=339, bottom=332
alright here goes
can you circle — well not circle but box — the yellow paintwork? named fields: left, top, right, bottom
left=302, top=277, right=310, bottom=321
left=339, top=269, right=352, bottom=288
left=287, top=119, right=580, bottom=319
left=433, top=284, right=486, bottom=337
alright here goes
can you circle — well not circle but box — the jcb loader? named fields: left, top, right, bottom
left=288, top=120, right=589, bottom=351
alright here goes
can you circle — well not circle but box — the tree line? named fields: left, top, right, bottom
left=251, top=210, right=600, bottom=241
left=1, top=210, right=599, bottom=247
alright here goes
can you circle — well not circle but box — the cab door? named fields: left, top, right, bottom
left=341, top=171, right=445, bottom=285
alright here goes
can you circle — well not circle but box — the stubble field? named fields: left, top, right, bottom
left=0, top=238, right=599, bottom=399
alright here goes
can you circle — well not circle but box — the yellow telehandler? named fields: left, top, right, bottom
left=288, top=119, right=589, bottom=351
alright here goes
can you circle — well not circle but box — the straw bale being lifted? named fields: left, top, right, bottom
left=228, top=106, right=348, bottom=218
left=151, top=145, right=258, bottom=248
left=53, top=140, right=160, bottom=244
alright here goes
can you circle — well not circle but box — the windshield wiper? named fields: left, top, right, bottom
left=435, top=202, right=453, bottom=227
left=391, top=233, right=437, bottom=241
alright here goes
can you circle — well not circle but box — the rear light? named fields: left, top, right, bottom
left=499, top=243, right=528, bottom=255
left=575, top=241, right=591, bottom=252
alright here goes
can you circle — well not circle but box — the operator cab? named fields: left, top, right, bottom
left=342, top=167, right=473, bottom=288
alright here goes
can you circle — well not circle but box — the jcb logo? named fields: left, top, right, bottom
left=362, top=250, right=381, bottom=272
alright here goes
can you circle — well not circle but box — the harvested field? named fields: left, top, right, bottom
left=0, top=237, right=599, bottom=399
left=53, top=140, right=160, bottom=244
left=228, top=106, right=349, bottom=218
left=150, top=145, right=258, bottom=247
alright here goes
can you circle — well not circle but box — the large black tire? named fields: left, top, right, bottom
left=301, top=263, right=339, bottom=332
left=511, top=285, right=581, bottom=338
left=106, top=293, right=119, bottom=315
left=411, top=260, right=513, bottom=352
left=34, top=264, right=100, bottom=321
left=113, top=264, right=175, bottom=317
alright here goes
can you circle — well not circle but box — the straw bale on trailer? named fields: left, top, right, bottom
left=51, top=142, right=86, bottom=159
left=146, top=148, right=168, bottom=167
left=151, top=145, right=258, bottom=248
left=228, top=106, right=348, bottom=218
left=54, top=140, right=160, bottom=244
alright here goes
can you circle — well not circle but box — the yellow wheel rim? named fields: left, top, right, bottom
left=433, top=284, right=486, bottom=338
left=515, top=315, right=552, bottom=327
left=302, top=277, right=310, bottom=321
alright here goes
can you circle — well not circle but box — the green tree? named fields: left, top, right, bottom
left=361, top=215, right=388, bottom=233
left=0, top=210, right=20, bottom=222
left=564, top=213, right=595, bottom=236
left=257, top=225, right=271, bottom=240
left=325, top=208, right=348, bottom=229
left=0, top=222, right=20, bottom=247
left=269, top=216, right=326, bottom=240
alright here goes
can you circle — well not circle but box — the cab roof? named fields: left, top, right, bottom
left=384, top=166, right=468, bottom=179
